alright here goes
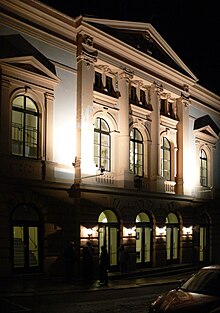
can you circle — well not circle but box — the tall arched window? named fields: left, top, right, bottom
left=200, top=149, right=208, bottom=186
left=130, top=128, right=143, bottom=176
left=161, top=137, right=171, bottom=180
left=12, top=95, right=39, bottom=158
left=94, top=118, right=110, bottom=171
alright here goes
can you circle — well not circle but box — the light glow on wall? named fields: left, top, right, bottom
left=184, top=152, right=196, bottom=194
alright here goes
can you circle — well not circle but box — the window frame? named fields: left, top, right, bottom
left=130, top=128, right=144, bottom=177
left=12, top=95, right=39, bottom=159
left=161, top=137, right=171, bottom=181
left=200, top=149, right=208, bottom=187
left=94, top=117, right=111, bottom=172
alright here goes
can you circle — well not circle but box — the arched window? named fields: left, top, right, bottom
left=200, top=149, right=208, bottom=186
left=12, top=95, right=39, bottom=158
left=94, top=118, right=110, bottom=171
left=130, top=128, right=143, bottom=176
left=161, top=137, right=171, bottom=180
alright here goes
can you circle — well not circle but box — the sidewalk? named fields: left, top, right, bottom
left=0, top=263, right=198, bottom=297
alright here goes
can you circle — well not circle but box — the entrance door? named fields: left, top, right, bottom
left=166, top=213, right=179, bottom=264
left=12, top=205, right=41, bottom=273
left=98, top=210, right=118, bottom=269
left=200, top=226, right=209, bottom=263
left=13, top=225, right=39, bottom=270
left=136, top=212, right=152, bottom=267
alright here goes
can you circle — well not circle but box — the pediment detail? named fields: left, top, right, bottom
left=83, top=17, right=198, bottom=82
left=0, top=34, right=58, bottom=81
left=194, top=115, right=219, bottom=144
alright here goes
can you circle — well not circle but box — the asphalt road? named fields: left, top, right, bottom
left=4, top=281, right=179, bottom=313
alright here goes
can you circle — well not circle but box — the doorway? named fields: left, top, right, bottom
left=12, top=205, right=41, bottom=273
left=166, top=213, right=179, bottom=264
left=135, top=212, right=152, bottom=267
left=98, top=210, right=119, bottom=269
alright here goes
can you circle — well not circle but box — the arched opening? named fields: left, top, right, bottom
left=135, top=212, right=152, bottom=267
left=11, top=204, right=42, bottom=273
left=12, top=95, right=39, bottom=159
left=98, top=210, right=119, bottom=269
left=166, top=213, right=179, bottom=264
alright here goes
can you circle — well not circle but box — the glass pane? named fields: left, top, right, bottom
left=166, top=228, right=171, bottom=260
left=144, top=227, right=151, bottom=262
left=99, top=227, right=105, bottom=256
left=135, top=129, right=142, bottom=141
left=13, top=226, right=25, bottom=268
left=109, top=227, right=117, bottom=266
left=200, top=227, right=206, bottom=262
left=173, top=227, right=178, bottom=259
left=26, top=97, right=37, bottom=113
left=25, top=113, right=38, bottom=158
left=136, top=227, right=142, bottom=263
left=12, top=110, right=24, bottom=156
left=28, top=227, right=39, bottom=267
left=101, top=119, right=109, bottom=132
left=13, top=96, right=24, bottom=109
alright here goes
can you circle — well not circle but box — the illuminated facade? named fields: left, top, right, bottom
left=0, top=0, right=220, bottom=278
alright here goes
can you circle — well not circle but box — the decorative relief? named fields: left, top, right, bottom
left=77, top=33, right=98, bottom=64
left=153, top=81, right=163, bottom=95
left=119, top=67, right=134, bottom=82
left=181, top=84, right=191, bottom=107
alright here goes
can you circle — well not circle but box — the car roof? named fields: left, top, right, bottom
left=202, top=265, right=220, bottom=270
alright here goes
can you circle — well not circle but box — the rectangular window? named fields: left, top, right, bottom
left=94, top=71, right=103, bottom=91
left=140, top=90, right=146, bottom=106
left=160, top=99, right=166, bottom=114
left=130, top=86, right=137, bottom=104
left=105, top=76, right=113, bottom=94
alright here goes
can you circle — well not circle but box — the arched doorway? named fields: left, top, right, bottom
left=98, top=210, right=119, bottom=270
left=135, top=212, right=152, bottom=267
left=11, top=204, right=42, bottom=273
left=166, top=213, right=179, bottom=264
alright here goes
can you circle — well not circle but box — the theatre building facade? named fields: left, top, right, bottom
left=0, top=0, right=220, bottom=278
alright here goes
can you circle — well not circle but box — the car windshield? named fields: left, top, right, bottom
left=180, top=269, right=220, bottom=297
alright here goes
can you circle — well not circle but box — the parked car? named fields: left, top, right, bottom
left=149, top=265, right=220, bottom=313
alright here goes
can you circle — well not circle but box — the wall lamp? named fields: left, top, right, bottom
left=183, top=226, right=193, bottom=235
left=87, top=228, right=93, bottom=237
left=156, top=226, right=166, bottom=237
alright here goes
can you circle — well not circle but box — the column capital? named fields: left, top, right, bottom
left=77, top=33, right=98, bottom=64
left=153, top=81, right=163, bottom=95
left=119, top=67, right=133, bottom=82
left=181, top=84, right=191, bottom=107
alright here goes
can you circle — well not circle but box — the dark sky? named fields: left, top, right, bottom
left=41, top=0, right=220, bottom=96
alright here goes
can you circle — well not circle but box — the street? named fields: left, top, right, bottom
left=6, top=281, right=179, bottom=313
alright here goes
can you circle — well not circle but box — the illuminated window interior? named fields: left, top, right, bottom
left=12, top=95, right=39, bottom=158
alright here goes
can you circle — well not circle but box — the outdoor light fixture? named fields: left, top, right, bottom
left=156, top=226, right=166, bottom=236
left=87, top=228, right=93, bottom=237
left=183, top=226, right=193, bottom=235
left=127, top=228, right=133, bottom=236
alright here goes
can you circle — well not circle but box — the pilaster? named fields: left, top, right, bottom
left=76, top=33, right=97, bottom=180
left=118, top=68, right=134, bottom=187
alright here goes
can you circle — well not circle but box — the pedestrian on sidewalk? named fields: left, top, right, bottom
left=118, top=244, right=128, bottom=273
left=64, top=241, right=78, bottom=282
left=82, top=240, right=94, bottom=284
left=98, top=245, right=109, bottom=286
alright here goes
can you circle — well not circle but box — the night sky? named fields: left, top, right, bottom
left=41, top=0, right=220, bottom=96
